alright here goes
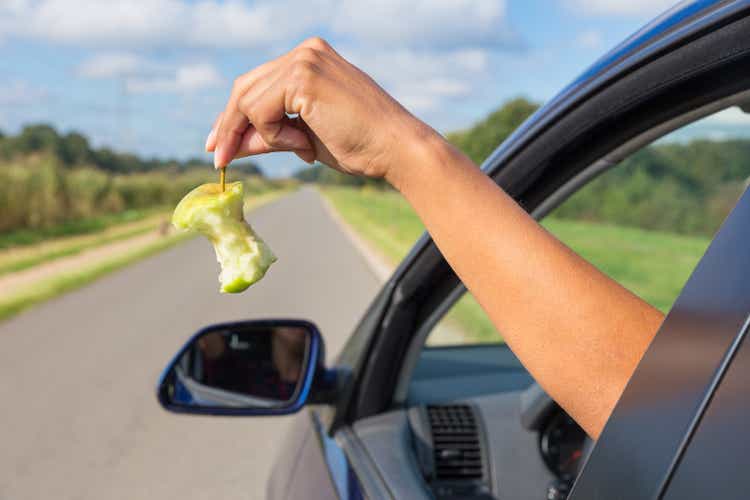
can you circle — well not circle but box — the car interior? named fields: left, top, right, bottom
left=340, top=89, right=750, bottom=500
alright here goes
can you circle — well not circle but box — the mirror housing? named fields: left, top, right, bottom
left=156, top=319, right=325, bottom=416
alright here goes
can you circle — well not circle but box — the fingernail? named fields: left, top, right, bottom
left=213, top=145, right=223, bottom=169
left=205, top=129, right=216, bottom=151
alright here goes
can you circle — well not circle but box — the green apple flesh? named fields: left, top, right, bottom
left=172, top=181, right=276, bottom=293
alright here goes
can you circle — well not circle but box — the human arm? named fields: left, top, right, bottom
left=206, top=38, right=664, bottom=438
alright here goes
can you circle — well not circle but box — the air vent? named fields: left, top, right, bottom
left=427, top=404, right=484, bottom=480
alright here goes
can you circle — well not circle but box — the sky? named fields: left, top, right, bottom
left=1, top=0, right=748, bottom=176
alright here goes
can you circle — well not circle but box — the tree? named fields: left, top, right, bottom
left=58, top=132, right=92, bottom=166
left=230, top=159, right=265, bottom=177
left=294, top=165, right=321, bottom=182
left=16, top=124, right=60, bottom=154
left=93, top=147, right=120, bottom=172
left=292, top=99, right=541, bottom=187
left=447, top=97, right=539, bottom=165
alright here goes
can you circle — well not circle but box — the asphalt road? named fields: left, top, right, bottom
left=0, top=188, right=383, bottom=500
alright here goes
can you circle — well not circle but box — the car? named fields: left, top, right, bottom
left=156, top=1, right=750, bottom=498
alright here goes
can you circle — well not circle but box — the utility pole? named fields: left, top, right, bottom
left=116, top=75, right=133, bottom=151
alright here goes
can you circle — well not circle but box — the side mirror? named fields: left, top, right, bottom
left=157, top=319, right=323, bottom=416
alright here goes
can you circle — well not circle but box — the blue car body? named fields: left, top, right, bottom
left=261, top=1, right=750, bottom=498
left=267, top=0, right=750, bottom=500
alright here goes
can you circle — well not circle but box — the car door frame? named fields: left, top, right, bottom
left=319, top=0, right=750, bottom=435
left=277, top=4, right=750, bottom=499
left=568, top=164, right=750, bottom=499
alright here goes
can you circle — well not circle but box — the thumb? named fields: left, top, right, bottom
left=233, top=123, right=316, bottom=162
left=263, top=121, right=312, bottom=151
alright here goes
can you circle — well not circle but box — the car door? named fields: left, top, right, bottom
left=304, top=3, right=750, bottom=499
left=267, top=410, right=364, bottom=499
left=268, top=3, right=750, bottom=499
left=332, top=0, right=750, bottom=429
left=569, top=174, right=750, bottom=499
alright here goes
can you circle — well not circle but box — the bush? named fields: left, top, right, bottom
left=0, top=154, right=278, bottom=237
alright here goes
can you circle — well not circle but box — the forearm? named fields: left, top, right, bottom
left=210, top=39, right=664, bottom=437
left=389, top=129, right=664, bottom=438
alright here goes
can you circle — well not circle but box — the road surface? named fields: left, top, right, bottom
left=0, top=188, right=383, bottom=500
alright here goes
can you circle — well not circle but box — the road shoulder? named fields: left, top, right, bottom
left=317, top=188, right=393, bottom=284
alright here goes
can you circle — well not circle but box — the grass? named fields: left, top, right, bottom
left=0, top=232, right=193, bottom=322
left=0, top=208, right=160, bottom=249
left=322, top=186, right=425, bottom=262
left=541, top=219, right=710, bottom=313
left=0, top=190, right=286, bottom=277
left=322, top=186, right=712, bottom=344
left=0, top=189, right=287, bottom=323
left=0, top=213, right=170, bottom=276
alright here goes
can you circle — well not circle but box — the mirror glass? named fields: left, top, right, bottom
left=161, top=323, right=311, bottom=410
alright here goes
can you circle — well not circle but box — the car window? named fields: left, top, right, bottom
left=426, top=105, right=750, bottom=347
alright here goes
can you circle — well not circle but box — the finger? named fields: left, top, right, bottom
left=205, top=112, right=223, bottom=152
left=236, top=52, right=324, bottom=154
left=214, top=67, right=283, bottom=167
left=213, top=57, right=290, bottom=168
left=233, top=120, right=316, bottom=163
left=297, top=36, right=336, bottom=55
left=213, top=42, right=330, bottom=167
left=294, top=149, right=317, bottom=164
left=240, top=88, right=312, bottom=151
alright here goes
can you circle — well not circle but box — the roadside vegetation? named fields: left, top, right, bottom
left=0, top=124, right=279, bottom=237
left=305, top=97, right=749, bottom=237
left=0, top=211, right=166, bottom=276
left=0, top=231, right=192, bottom=322
left=0, top=124, right=292, bottom=322
left=0, top=191, right=285, bottom=322
left=323, top=186, right=711, bottom=343
left=319, top=97, right=741, bottom=343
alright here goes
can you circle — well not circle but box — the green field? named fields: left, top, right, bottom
left=0, top=208, right=160, bottom=249
left=323, top=186, right=712, bottom=344
left=0, top=211, right=171, bottom=276
left=0, top=232, right=193, bottom=322
left=0, top=190, right=286, bottom=323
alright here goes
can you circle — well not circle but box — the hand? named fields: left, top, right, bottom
left=206, top=37, right=436, bottom=182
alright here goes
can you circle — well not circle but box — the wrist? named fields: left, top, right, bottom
left=385, top=121, right=455, bottom=194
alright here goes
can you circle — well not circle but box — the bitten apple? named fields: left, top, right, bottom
left=172, top=181, right=276, bottom=293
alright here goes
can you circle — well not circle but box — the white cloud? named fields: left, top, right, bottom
left=0, top=0, right=522, bottom=51
left=77, top=52, right=223, bottom=94
left=76, top=52, right=155, bottom=79
left=704, top=130, right=731, bottom=141
left=704, top=106, right=750, bottom=126
left=575, top=30, right=603, bottom=50
left=126, top=63, right=223, bottom=94
left=3, top=0, right=184, bottom=46
left=331, top=0, right=517, bottom=48
left=347, top=48, right=488, bottom=82
left=0, top=80, right=48, bottom=106
left=0, top=0, right=32, bottom=16
left=344, top=48, right=488, bottom=112
left=186, top=1, right=326, bottom=48
left=661, top=107, right=750, bottom=144
left=0, top=0, right=326, bottom=48
left=567, top=0, right=679, bottom=17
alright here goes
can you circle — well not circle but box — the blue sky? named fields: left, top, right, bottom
left=1, top=0, right=748, bottom=176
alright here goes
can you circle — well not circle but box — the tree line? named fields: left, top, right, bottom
left=0, top=124, right=263, bottom=176
left=0, top=124, right=274, bottom=235
left=296, top=97, right=750, bottom=237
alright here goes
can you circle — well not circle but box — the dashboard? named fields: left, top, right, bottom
left=351, top=345, right=589, bottom=499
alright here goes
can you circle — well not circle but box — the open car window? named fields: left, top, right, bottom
left=425, top=103, right=750, bottom=347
